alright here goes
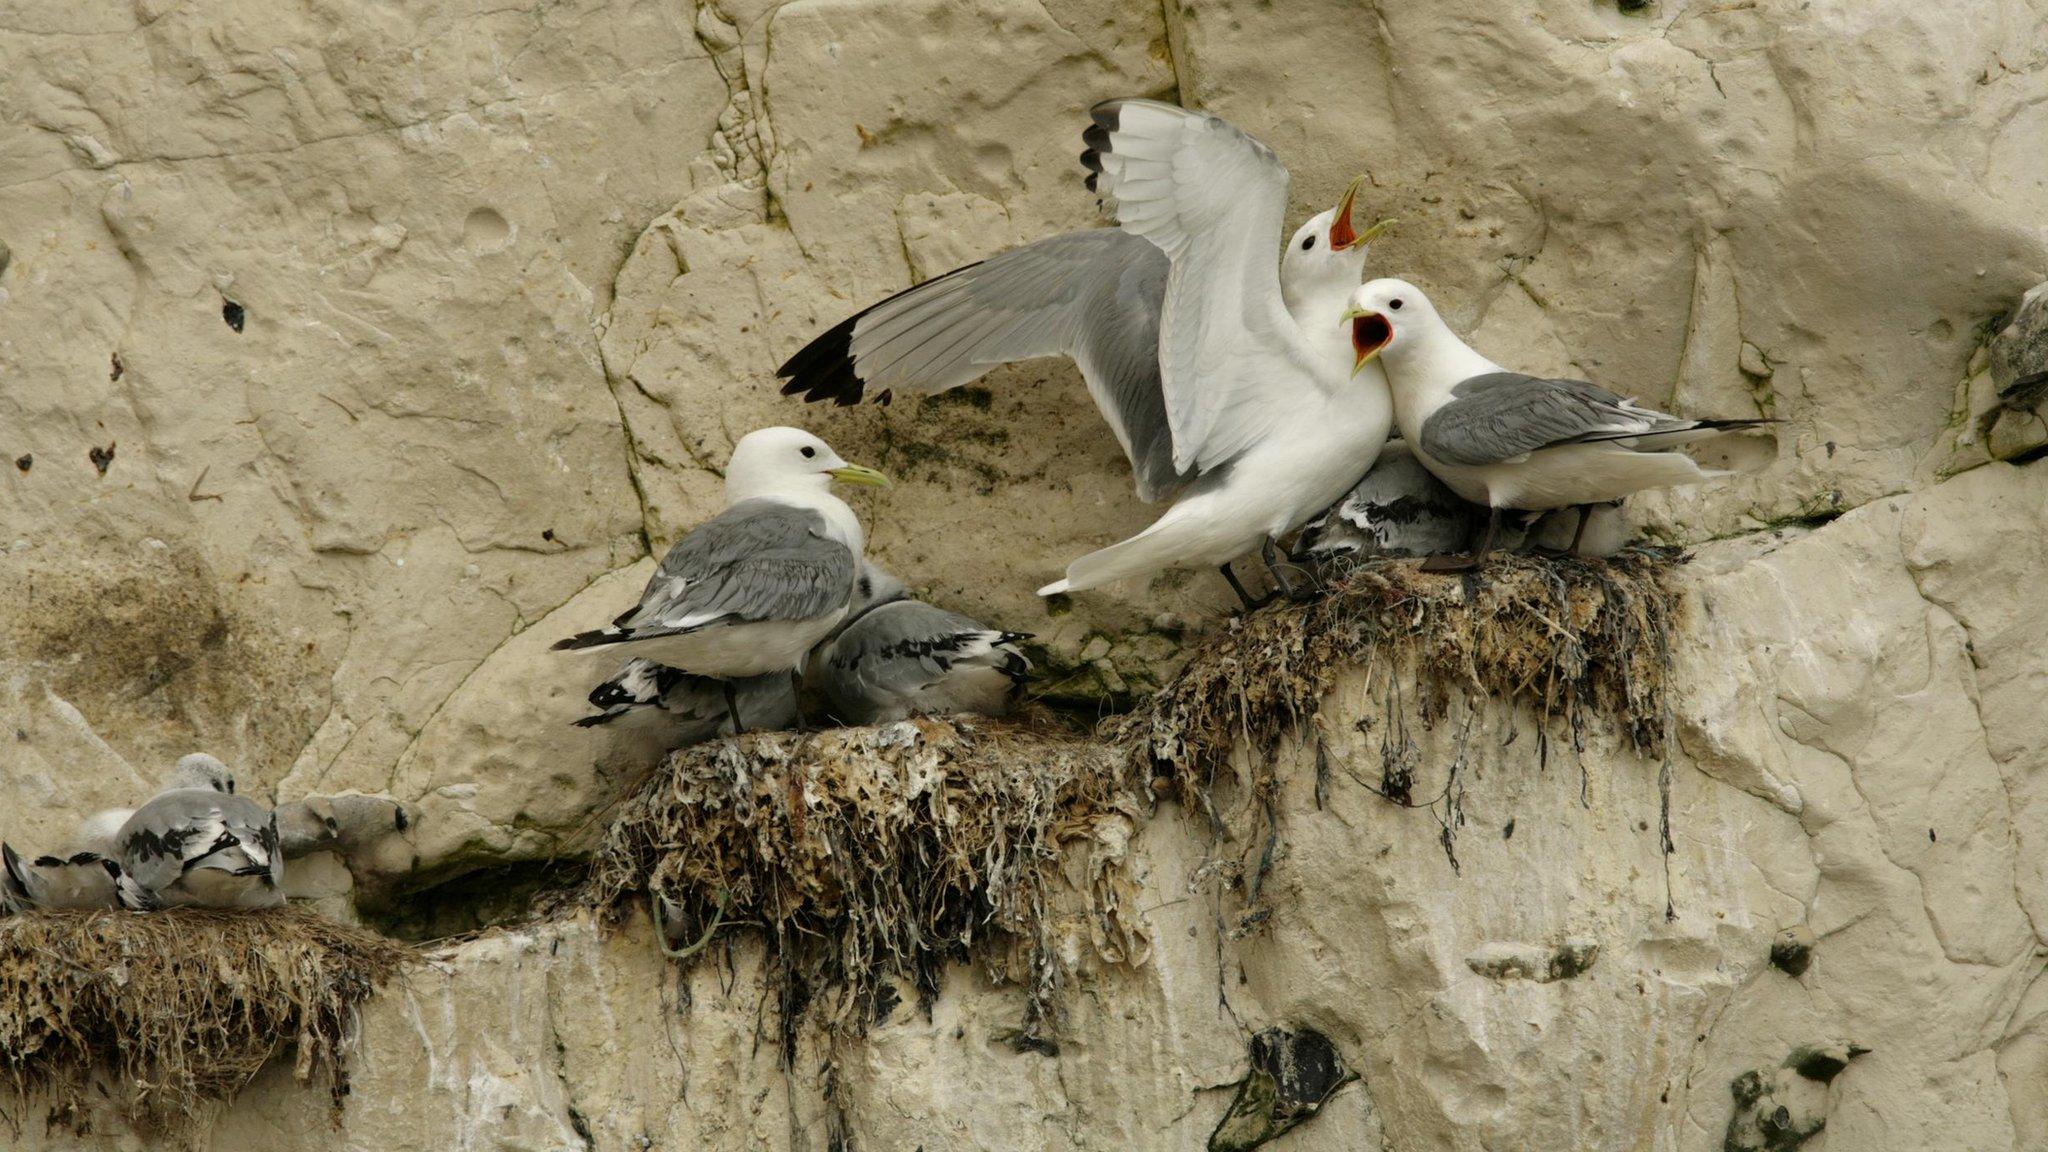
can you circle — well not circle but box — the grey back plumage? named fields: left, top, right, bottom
left=557, top=502, right=859, bottom=656
left=1421, top=373, right=1662, bottom=466
left=779, top=230, right=1190, bottom=502
left=619, top=501, right=855, bottom=637
left=1420, top=372, right=1775, bottom=468
left=814, top=597, right=1029, bottom=725
left=117, top=789, right=282, bottom=903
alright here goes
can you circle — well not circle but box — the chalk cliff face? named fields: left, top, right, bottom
left=2, top=0, right=2045, bottom=1148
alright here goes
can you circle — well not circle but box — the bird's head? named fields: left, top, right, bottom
left=168, top=753, right=237, bottom=794
left=725, top=427, right=890, bottom=502
left=1343, top=277, right=1440, bottom=374
left=1282, top=177, right=1391, bottom=305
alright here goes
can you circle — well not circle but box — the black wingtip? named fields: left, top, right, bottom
left=1079, top=148, right=1103, bottom=173
left=1084, top=172, right=1099, bottom=193
left=776, top=313, right=866, bottom=406
left=572, top=713, right=617, bottom=729
left=552, top=630, right=618, bottom=652
left=1088, top=99, right=1123, bottom=130
left=1081, top=124, right=1110, bottom=154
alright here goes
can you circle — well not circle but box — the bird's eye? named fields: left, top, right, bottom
left=1301, top=236, right=1315, bottom=251
left=1389, top=298, right=1404, bottom=310
left=800, top=446, right=817, bottom=459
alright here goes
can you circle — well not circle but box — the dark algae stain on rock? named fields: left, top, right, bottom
left=1209, top=1028, right=1356, bottom=1152
left=89, top=442, right=115, bottom=475
left=222, top=299, right=246, bottom=332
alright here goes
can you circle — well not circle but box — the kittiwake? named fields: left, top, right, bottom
left=776, top=173, right=1386, bottom=512
left=809, top=564, right=1030, bottom=725
left=1036, top=99, right=1396, bottom=604
left=573, top=660, right=800, bottom=737
left=114, top=753, right=283, bottom=909
left=1345, top=277, right=1773, bottom=569
left=554, top=427, right=888, bottom=731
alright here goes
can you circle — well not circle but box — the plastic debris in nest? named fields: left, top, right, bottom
left=0, top=905, right=413, bottom=1137
left=1117, top=552, right=1679, bottom=869
left=583, top=715, right=1148, bottom=1054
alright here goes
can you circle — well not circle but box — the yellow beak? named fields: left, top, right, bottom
left=828, top=463, right=891, bottom=488
left=1355, top=217, right=1398, bottom=247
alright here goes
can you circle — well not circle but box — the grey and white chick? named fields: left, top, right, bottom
left=808, top=565, right=1030, bottom=726
left=573, top=660, right=799, bottom=738
left=113, top=754, right=283, bottom=910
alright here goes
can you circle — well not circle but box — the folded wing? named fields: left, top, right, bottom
left=1422, top=373, right=1775, bottom=466
left=554, top=502, right=856, bottom=650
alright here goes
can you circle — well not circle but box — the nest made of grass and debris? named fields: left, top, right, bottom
left=583, top=714, right=1148, bottom=1053
left=1120, top=551, right=1681, bottom=827
left=0, top=906, right=413, bottom=1138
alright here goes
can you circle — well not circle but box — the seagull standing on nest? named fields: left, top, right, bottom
left=1345, top=277, right=1774, bottom=570
left=553, top=427, right=888, bottom=732
left=1034, top=99, right=1395, bottom=605
left=114, top=754, right=281, bottom=910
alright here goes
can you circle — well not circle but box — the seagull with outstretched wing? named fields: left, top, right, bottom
left=1034, top=100, right=1395, bottom=605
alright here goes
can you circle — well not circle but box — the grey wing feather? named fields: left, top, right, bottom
left=1421, top=372, right=1763, bottom=466
left=779, top=230, right=1189, bottom=502
left=821, top=600, right=1028, bottom=713
left=615, top=502, right=855, bottom=637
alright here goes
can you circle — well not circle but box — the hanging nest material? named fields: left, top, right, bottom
left=0, top=906, right=413, bottom=1135
left=1119, top=552, right=1680, bottom=821
left=583, top=715, right=1147, bottom=1053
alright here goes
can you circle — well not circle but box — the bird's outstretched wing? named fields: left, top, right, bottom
left=777, top=230, right=1188, bottom=501
left=1421, top=373, right=1775, bottom=466
left=1084, top=98, right=1323, bottom=474
left=553, top=501, right=856, bottom=651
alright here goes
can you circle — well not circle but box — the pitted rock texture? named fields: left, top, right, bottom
left=2, top=0, right=2047, bottom=1148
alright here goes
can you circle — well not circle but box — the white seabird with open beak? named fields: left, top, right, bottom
left=554, top=427, right=889, bottom=731
left=1034, top=99, right=1396, bottom=605
left=1345, top=277, right=1774, bottom=569
left=776, top=164, right=1390, bottom=525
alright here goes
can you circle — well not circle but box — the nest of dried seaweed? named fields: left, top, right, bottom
left=0, top=905, right=413, bottom=1135
left=584, top=714, right=1146, bottom=1053
left=1118, top=552, right=1680, bottom=821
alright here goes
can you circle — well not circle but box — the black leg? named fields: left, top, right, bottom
left=788, top=669, right=810, bottom=734
left=1567, top=505, right=1592, bottom=555
left=722, top=680, right=745, bottom=735
left=1261, top=538, right=1299, bottom=599
left=1421, top=507, right=1501, bottom=573
left=1219, top=563, right=1269, bottom=612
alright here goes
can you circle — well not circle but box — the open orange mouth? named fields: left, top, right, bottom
left=1328, top=178, right=1361, bottom=250
left=1351, top=312, right=1391, bottom=372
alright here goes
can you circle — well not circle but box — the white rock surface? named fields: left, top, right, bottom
left=2, top=0, right=2046, bottom=1148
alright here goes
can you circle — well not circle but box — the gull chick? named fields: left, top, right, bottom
left=554, top=427, right=888, bottom=731
left=809, top=564, right=1030, bottom=725
left=1039, top=99, right=1395, bottom=605
left=573, top=660, right=799, bottom=737
left=1347, top=278, right=1773, bottom=569
left=114, top=753, right=283, bottom=909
